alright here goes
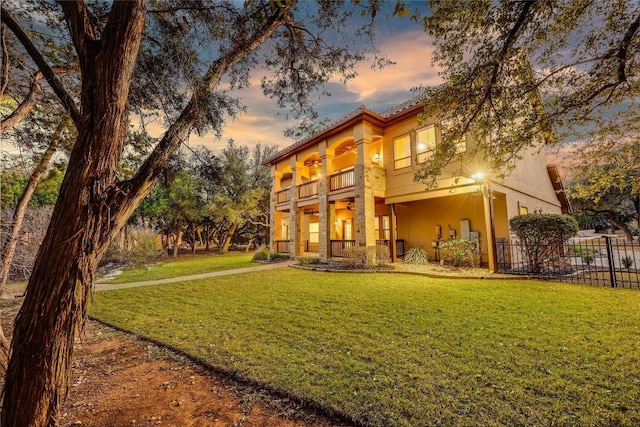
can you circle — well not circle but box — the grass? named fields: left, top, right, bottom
left=100, top=253, right=255, bottom=283
left=90, top=268, right=640, bottom=426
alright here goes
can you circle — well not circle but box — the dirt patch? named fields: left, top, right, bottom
left=1, top=299, right=349, bottom=427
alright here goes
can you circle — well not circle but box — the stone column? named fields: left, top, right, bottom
left=269, top=167, right=281, bottom=252
left=318, top=142, right=334, bottom=262
left=354, top=122, right=377, bottom=251
left=289, top=158, right=303, bottom=258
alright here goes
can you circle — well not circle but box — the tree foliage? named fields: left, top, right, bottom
left=1, top=1, right=389, bottom=425
left=407, top=0, right=640, bottom=187
left=568, top=140, right=640, bottom=241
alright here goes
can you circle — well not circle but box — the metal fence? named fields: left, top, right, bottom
left=496, top=236, right=640, bottom=289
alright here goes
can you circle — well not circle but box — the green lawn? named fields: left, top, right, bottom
left=100, top=253, right=255, bottom=283
left=90, top=268, right=640, bottom=426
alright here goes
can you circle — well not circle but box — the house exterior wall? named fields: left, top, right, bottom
left=396, top=193, right=489, bottom=262
left=266, top=99, right=566, bottom=269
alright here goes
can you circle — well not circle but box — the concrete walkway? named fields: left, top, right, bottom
left=94, top=260, right=295, bottom=292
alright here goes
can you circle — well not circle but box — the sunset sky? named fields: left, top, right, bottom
left=180, top=14, right=442, bottom=154
left=1, top=6, right=442, bottom=162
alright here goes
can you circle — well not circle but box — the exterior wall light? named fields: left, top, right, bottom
left=472, top=171, right=485, bottom=181
left=373, top=153, right=381, bottom=161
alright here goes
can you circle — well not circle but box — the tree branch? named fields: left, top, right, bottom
left=0, top=6, right=81, bottom=126
left=467, top=1, right=535, bottom=133
left=0, top=72, right=40, bottom=132
left=1, top=23, right=9, bottom=96
left=616, top=12, right=639, bottom=84
left=116, top=3, right=292, bottom=212
left=56, top=0, right=98, bottom=71
left=0, top=67, right=73, bottom=132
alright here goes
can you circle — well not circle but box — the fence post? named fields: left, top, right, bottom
left=605, top=236, right=617, bottom=288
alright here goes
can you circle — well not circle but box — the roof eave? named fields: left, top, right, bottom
left=263, top=108, right=385, bottom=166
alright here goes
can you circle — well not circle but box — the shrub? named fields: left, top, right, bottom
left=343, top=246, right=369, bottom=268
left=343, top=245, right=388, bottom=268
left=438, top=238, right=479, bottom=267
left=269, top=253, right=290, bottom=262
left=252, top=246, right=271, bottom=261
left=582, top=253, right=595, bottom=265
left=510, top=213, right=579, bottom=273
left=402, top=246, right=430, bottom=265
left=569, top=245, right=599, bottom=256
left=568, top=245, right=599, bottom=266
left=104, top=227, right=162, bottom=265
left=296, top=256, right=320, bottom=266
left=621, top=255, right=634, bottom=270
left=375, top=245, right=391, bottom=266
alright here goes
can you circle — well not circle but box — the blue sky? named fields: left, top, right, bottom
left=179, top=11, right=442, bottom=153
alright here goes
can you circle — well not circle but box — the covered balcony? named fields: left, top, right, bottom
left=329, top=168, right=355, bottom=192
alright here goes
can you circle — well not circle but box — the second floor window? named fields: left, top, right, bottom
left=455, top=135, right=467, bottom=154
left=416, top=125, right=437, bottom=163
left=394, top=134, right=411, bottom=169
left=441, top=119, right=468, bottom=154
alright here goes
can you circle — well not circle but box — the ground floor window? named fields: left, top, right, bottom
left=309, top=222, right=319, bottom=243
left=375, top=215, right=391, bottom=240
left=343, top=220, right=353, bottom=240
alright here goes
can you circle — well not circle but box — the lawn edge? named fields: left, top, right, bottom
left=88, top=316, right=365, bottom=427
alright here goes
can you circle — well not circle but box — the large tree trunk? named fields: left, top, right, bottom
left=1, top=2, right=286, bottom=424
left=0, top=324, right=9, bottom=374
left=0, top=118, right=68, bottom=294
left=172, top=229, right=181, bottom=258
left=1, top=3, right=148, bottom=425
left=221, top=223, right=238, bottom=254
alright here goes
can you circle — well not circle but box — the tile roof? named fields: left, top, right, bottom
left=378, top=91, right=428, bottom=117
left=264, top=91, right=428, bottom=165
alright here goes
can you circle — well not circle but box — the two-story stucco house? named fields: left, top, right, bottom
left=264, top=95, right=569, bottom=271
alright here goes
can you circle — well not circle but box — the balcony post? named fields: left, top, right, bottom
left=318, top=144, right=334, bottom=262
left=269, top=167, right=281, bottom=252
left=482, top=180, right=498, bottom=273
left=354, top=122, right=377, bottom=255
left=289, top=159, right=303, bottom=258
left=389, top=203, right=398, bottom=262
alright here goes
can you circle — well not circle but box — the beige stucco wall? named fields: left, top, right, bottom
left=269, top=107, right=565, bottom=260
left=495, top=148, right=563, bottom=220
left=395, top=193, right=488, bottom=260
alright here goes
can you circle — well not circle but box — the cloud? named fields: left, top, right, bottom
left=212, top=29, right=441, bottom=152
left=338, top=30, right=442, bottom=108
left=134, top=27, right=441, bottom=154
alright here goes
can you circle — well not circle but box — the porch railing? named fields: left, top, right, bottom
left=377, top=239, right=405, bottom=258
left=330, top=239, right=405, bottom=258
left=274, top=240, right=290, bottom=253
left=330, top=240, right=356, bottom=257
left=329, top=169, right=355, bottom=191
left=276, top=189, right=290, bottom=204
left=298, top=180, right=319, bottom=198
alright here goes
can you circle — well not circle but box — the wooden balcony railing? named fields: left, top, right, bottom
left=276, top=189, right=290, bottom=204
left=377, top=239, right=405, bottom=258
left=329, top=169, right=355, bottom=191
left=275, top=240, right=290, bottom=253
left=330, top=240, right=356, bottom=257
left=298, top=180, right=319, bottom=198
